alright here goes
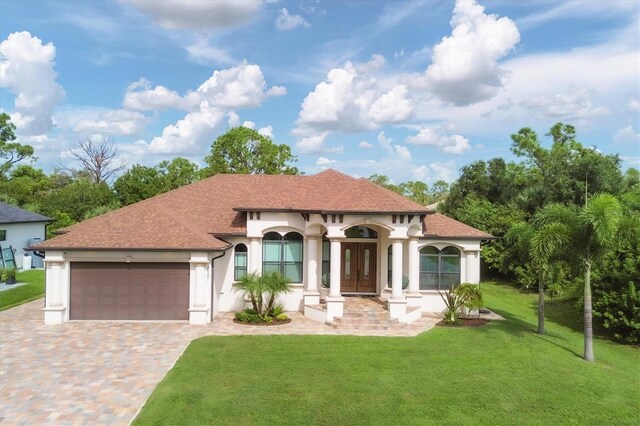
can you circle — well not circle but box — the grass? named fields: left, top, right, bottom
left=134, top=281, right=640, bottom=425
left=0, top=269, right=45, bottom=311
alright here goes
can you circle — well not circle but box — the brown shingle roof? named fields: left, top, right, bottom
left=33, top=169, right=491, bottom=251
left=422, top=213, right=494, bottom=239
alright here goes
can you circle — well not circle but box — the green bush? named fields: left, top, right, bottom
left=234, top=309, right=262, bottom=324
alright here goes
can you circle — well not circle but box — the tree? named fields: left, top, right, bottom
left=66, top=137, right=125, bottom=184
left=429, top=180, right=449, bottom=203
left=506, top=205, right=570, bottom=334
left=40, top=179, right=117, bottom=222
left=541, top=194, right=622, bottom=361
left=0, top=113, right=35, bottom=179
left=158, top=157, right=199, bottom=190
left=114, top=165, right=165, bottom=205
left=202, top=127, right=298, bottom=177
left=399, top=181, right=430, bottom=205
left=114, top=157, right=201, bottom=206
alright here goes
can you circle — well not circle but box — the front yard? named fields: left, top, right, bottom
left=0, top=269, right=45, bottom=311
left=134, top=282, right=640, bottom=425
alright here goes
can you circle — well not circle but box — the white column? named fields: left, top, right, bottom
left=388, top=239, right=407, bottom=321
left=391, top=240, right=404, bottom=299
left=189, top=252, right=210, bottom=325
left=407, top=238, right=419, bottom=294
left=325, top=238, right=344, bottom=321
left=304, top=235, right=320, bottom=305
left=466, top=251, right=480, bottom=284
left=329, top=239, right=342, bottom=297
left=249, top=237, right=260, bottom=274
left=43, top=251, right=68, bottom=325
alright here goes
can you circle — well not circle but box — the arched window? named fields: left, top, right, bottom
left=345, top=226, right=378, bottom=238
left=419, top=246, right=461, bottom=290
left=262, top=231, right=304, bottom=282
left=234, top=244, right=248, bottom=281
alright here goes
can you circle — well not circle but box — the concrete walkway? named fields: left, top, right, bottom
left=0, top=299, right=439, bottom=425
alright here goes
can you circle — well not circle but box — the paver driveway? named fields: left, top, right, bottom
left=0, top=300, right=202, bottom=425
left=0, top=298, right=439, bottom=425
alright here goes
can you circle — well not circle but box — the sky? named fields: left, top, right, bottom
left=1, top=0, right=639, bottom=184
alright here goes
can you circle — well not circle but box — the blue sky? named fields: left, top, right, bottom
left=1, top=0, right=639, bottom=184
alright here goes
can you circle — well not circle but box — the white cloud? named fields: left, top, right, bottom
left=613, top=126, right=640, bottom=144
left=197, top=62, right=285, bottom=108
left=377, top=131, right=412, bottom=162
left=628, top=99, right=640, bottom=113
left=296, top=132, right=328, bottom=154
left=73, top=109, right=149, bottom=136
left=412, top=161, right=456, bottom=182
left=120, top=0, right=262, bottom=31
left=359, top=140, right=373, bottom=148
left=517, top=1, right=638, bottom=29
left=258, top=125, right=273, bottom=138
left=422, top=0, right=520, bottom=105
left=123, top=78, right=199, bottom=111
left=316, top=157, right=337, bottom=165
left=276, top=8, right=310, bottom=31
left=367, top=85, right=413, bottom=123
left=147, top=101, right=225, bottom=154
left=266, top=85, right=287, bottom=96
left=227, top=111, right=240, bottom=127
left=295, top=57, right=414, bottom=144
left=242, top=120, right=255, bottom=129
left=520, top=87, right=609, bottom=120
left=0, top=31, right=65, bottom=136
left=186, top=38, right=235, bottom=66
left=406, top=125, right=471, bottom=154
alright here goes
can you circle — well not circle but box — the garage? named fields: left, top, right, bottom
left=70, top=262, right=190, bottom=320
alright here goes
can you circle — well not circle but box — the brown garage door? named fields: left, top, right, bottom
left=70, top=262, right=190, bottom=320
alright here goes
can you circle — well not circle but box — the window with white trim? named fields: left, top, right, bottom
left=262, top=232, right=303, bottom=282
left=419, top=246, right=461, bottom=290
left=234, top=244, right=248, bottom=280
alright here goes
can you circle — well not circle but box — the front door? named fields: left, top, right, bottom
left=341, top=243, right=377, bottom=293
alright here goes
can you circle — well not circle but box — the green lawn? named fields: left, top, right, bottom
left=134, top=282, right=639, bottom=425
left=0, top=269, right=45, bottom=311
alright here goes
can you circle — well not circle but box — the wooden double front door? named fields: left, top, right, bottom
left=341, top=243, right=377, bottom=293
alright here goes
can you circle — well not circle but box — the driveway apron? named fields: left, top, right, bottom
left=0, top=300, right=201, bottom=425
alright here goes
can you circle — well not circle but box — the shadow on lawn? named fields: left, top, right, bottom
left=478, top=294, right=584, bottom=360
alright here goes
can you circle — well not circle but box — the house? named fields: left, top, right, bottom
left=33, top=169, right=493, bottom=325
left=0, top=202, right=50, bottom=269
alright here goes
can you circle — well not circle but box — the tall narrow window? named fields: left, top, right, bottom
left=262, top=231, right=304, bottom=282
left=419, top=246, right=461, bottom=290
left=234, top=244, right=248, bottom=280
left=322, top=234, right=330, bottom=285
left=387, top=245, right=392, bottom=287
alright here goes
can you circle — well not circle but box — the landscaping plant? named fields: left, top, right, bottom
left=233, top=272, right=293, bottom=323
left=439, top=283, right=483, bottom=324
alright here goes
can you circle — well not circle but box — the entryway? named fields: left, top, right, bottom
left=341, top=243, right=377, bottom=294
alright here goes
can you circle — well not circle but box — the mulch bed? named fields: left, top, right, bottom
left=436, top=318, right=488, bottom=327
left=232, top=318, right=292, bottom=326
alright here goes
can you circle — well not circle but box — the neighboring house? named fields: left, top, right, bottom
left=0, top=202, right=50, bottom=269
left=33, top=170, right=493, bottom=325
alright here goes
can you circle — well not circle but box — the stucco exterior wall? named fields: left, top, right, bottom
left=0, top=222, right=47, bottom=269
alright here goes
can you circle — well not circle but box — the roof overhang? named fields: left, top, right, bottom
left=233, top=207, right=432, bottom=215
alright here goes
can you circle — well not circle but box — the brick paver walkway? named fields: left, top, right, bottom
left=0, top=298, right=439, bottom=425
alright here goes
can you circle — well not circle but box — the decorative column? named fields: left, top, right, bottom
left=406, top=237, right=422, bottom=307
left=189, top=252, right=210, bottom=325
left=304, top=235, right=320, bottom=305
left=388, top=239, right=407, bottom=320
left=466, top=250, right=480, bottom=284
left=43, top=251, right=69, bottom=325
left=326, top=238, right=344, bottom=320
left=249, top=237, right=261, bottom=274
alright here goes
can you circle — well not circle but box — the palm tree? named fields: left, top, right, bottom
left=506, top=205, right=570, bottom=334
left=576, top=194, right=622, bottom=361
left=537, top=194, right=622, bottom=362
